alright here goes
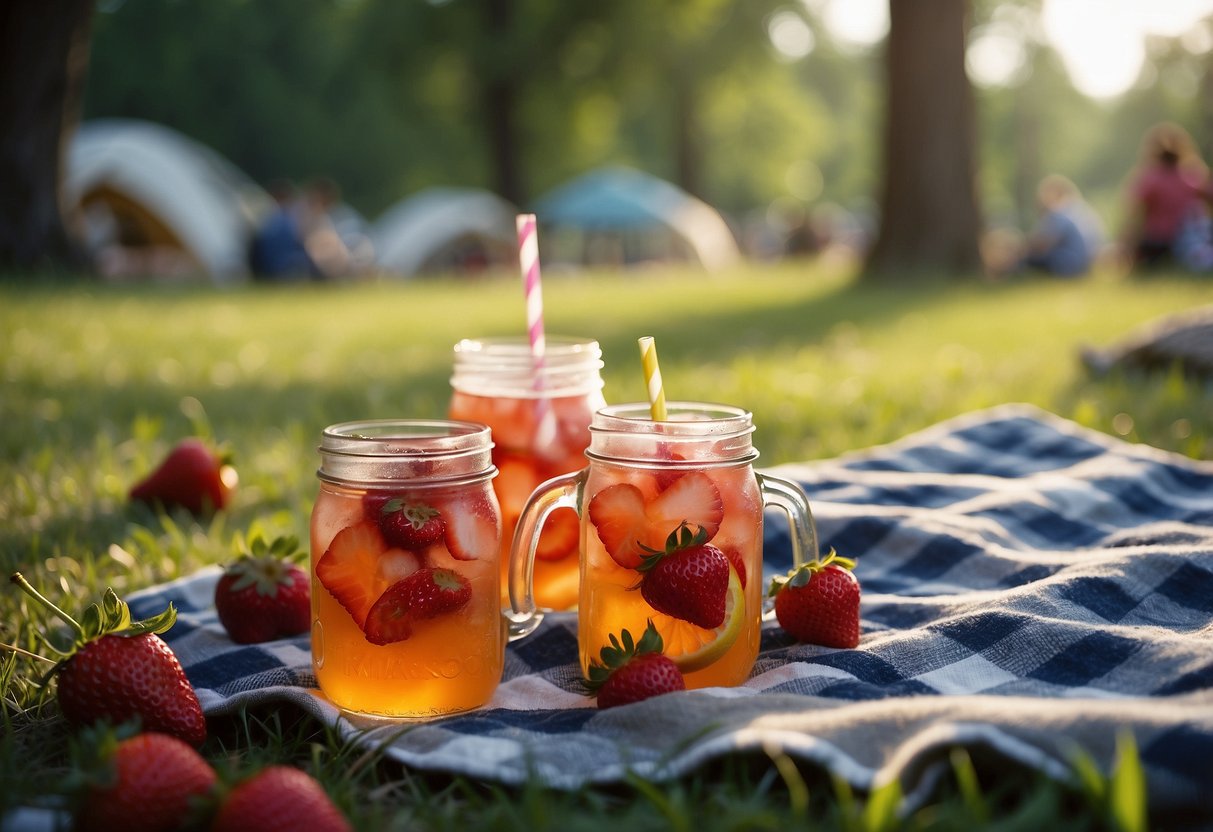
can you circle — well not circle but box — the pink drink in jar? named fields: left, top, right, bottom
left=449, top=336, right=605, bottom=610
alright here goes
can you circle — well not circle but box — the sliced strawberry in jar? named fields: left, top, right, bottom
left=652, top=444, right=688, bottom=492
left=363, top=567, right=472, bottom=645
left=589, top=472, right=725, bottom=570
left=315, top=520, right=389, bottom=629
left=438, top=491, right=502, bottom=561
left=646, top=471, right=723, bottom=543
left=587, top=482, right=650, bottom=568
left=535, top=507, right=580, bottom=562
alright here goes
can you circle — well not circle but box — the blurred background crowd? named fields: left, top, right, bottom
left=11, top=0, right=1213, bottom=283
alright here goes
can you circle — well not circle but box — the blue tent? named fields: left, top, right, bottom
left=532, top=167, right=740, bottom=270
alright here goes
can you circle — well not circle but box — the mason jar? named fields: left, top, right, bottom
left=311, top=419, right=504, bottom=718
left=449, top=336, right=605, bottom=610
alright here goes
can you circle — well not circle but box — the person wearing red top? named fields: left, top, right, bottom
left=1123, top=123, right=1209, bottom=268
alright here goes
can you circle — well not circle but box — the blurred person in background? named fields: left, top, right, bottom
left=249, top=178, right=352, bottom=281
left=1022, top=174, right=1104, bottom=278
left=1121, top=122, right=1209, bottom=270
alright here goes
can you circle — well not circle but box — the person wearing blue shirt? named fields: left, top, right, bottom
left=1023, top=175, right=1104, bottom=278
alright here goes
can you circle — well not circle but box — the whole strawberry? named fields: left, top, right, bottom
left=374, top=497, right=446, bottom=551
left=211, top=765, right=352, bottom=832
left=362, top=567, right=471, bottom=645
left=637, top=523, right=730, bottom=629
left=11, top=573, right=207, bottom=747
left=76, top=731, right=217, bottom=832
left=129, top=438, right=238, bottom=515
left=584, top=621, right=686, bottom=709
left=769, top=550, right=861, bottom=649
left=215, top=535, right=310, bottom=644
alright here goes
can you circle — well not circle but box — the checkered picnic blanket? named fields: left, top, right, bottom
left=129, top=404, right=1213, bottom=817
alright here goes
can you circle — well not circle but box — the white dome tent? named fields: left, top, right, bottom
left=65, top=118, right=272, bottom=281
left=369, top=187, right=519, bottom=277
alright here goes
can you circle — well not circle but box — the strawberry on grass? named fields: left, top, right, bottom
left=215, top=534, right=311, bottom=644
left=10, top=573, right=207, bottom=747
left=583, top=620, right=686, bottom=709
left=211, top=765, right=352, bottom=832
left=768, top=549, right=862, bottom=649
left=73, top=729, right=217, bottom=832
left=129, top=438, right=238, bottom=515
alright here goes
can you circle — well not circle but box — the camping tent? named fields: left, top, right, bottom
left=369, top=188, right=519, bottom=277
left=65, top=119, right=272, bottom=281
left=531, top=167, right=740, bottom=270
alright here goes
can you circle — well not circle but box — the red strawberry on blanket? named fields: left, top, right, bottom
left=215, top=535, right=311, bottom=644
left=636, top=523, right=731, bottom=629
left=584, top=620, right=686, bottom=709
left=129, top=438, right=238, bottom=515
left=769, top=549, right=861, bottom=649
left=588, top=471, right=724, bottom=568
left=10, top=573, right=207, bottom=747
left=375, top=498, right=446, bottom=551
left=363, top=567, right=471, bottom=645
left=211, top=765, right=352, bottom=832
left=75, top=730, right=217, bottom=832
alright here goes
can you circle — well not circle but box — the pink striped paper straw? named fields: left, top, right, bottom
left=517, top=214, right=546, bottom=371
left=517, top=214, right=557, bottom=448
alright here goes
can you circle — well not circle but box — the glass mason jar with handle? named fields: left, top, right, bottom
left=508, top=401, right=818, bottom=689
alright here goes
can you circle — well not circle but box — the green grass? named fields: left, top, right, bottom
left=1, top=263, right=1209, bottom=829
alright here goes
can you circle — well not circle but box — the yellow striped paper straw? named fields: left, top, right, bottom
left=637, top=336, right=667, bottom=421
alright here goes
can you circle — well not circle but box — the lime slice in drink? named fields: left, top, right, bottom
left=652, top=566, right=745, bottom=674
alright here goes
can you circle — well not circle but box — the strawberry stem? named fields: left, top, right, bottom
left=10, top=573, right=85, bottom=640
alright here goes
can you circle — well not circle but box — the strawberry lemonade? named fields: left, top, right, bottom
left=311, top=420, right=504, bottom=718
left=449, top=336, right=605, bottom=610
left=509, top=402, right=819, bottom=690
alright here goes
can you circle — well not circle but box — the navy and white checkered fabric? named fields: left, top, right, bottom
left=129, top=404, right=1213, bottom=815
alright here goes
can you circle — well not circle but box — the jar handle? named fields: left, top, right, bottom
left=757, top=472, right=819, bottom=617
left=505, top=469, right=586, bottom=641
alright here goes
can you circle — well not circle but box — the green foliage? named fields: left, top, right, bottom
left=82, top=0, right=1210, bottom=235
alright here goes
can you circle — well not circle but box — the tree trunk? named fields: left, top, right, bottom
left=481, top=0, right=522, bottom=206
left=672, top=67, right=701, bottom=200
left=864, top=0, right=984, bottom=280
left=0, top=0, right=94, bottom=272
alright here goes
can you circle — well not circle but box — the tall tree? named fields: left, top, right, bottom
left=0, top=0, right=94, bottom=271
left=865, top=0, right=984, bottom=279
